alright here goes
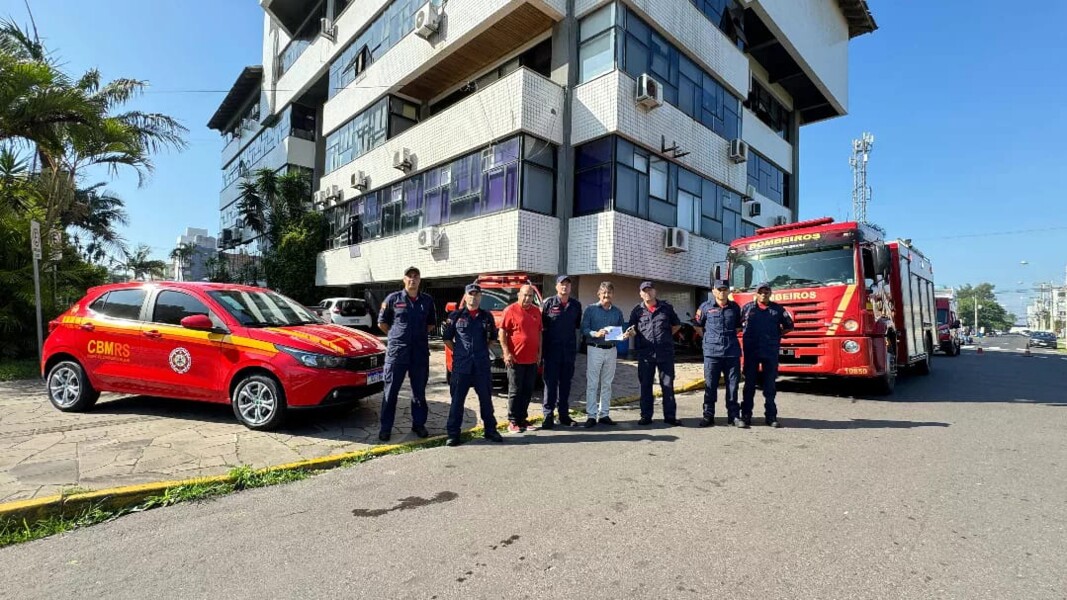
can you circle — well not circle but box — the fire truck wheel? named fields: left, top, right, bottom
left=232, top=373, right=288, bottom=431
left=914, top=336, right=933, bottom=376
left=873, top=344, right=897, bottom=396
left=46, top=360, right=99, bottom=412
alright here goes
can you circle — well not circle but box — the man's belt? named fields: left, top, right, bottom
left=587, top=342, right=615, bottom=349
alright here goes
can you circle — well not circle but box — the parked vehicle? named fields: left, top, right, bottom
left=443, top=273, right=543, bottom=387
left=318, top=297, right=373, bottom=330
left=42, top=282, right=386, bottom=430
left=934, top=290, right=962, bottom=356
left=1028, top=331, right=1058, bottom=349
left=725, top=217, right=937, bottom=395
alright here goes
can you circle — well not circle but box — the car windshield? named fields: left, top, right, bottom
left=937, top=308, right=949, bottom=325
left=208, top=289, right=320, bottom=327
left=729, top=245, right=856, bottom=292
left=477, top=288, right=541, bottom=311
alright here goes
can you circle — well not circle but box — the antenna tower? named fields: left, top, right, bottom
left=849, top=132, right=874, bottom=223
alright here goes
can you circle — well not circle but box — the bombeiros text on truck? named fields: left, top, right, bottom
left=722, top=217, right=937, bottom=394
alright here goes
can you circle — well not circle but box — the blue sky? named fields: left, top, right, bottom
left=5, top=0, right=1065, bottom=317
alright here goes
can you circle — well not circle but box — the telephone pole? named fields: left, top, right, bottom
left=849, top=132, right=875, bottom=224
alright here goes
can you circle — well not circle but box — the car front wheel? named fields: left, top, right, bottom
left=232, top=374, right=287, bottom=430
left=46, top=360, right=100, bottom=412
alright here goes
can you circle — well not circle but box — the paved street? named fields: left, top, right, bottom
left=0, top=347, right=705, bottom=501
left=2, top=336, right=1065, bottom=599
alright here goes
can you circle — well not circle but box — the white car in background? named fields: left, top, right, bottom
left=318, top=297, right=373, bottom=330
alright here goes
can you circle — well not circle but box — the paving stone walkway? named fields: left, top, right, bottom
left=0, top=351, right=705, bottom=502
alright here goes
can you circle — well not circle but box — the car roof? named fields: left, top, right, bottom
left=321, top=297, right=365, bottom=302
left=87, top=281, right=271, bottom=297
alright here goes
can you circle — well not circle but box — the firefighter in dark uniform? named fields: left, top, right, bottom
left=377, top=266, right=437, bottom=442
left=442, top=283, right=504, bottom=447
left=540, top=275, right=582, bottom=428
left=626, top=281, right=683, bottom=426
left=740, top=282, right=794, bottom=428
left=694, top=279, right=743, bottom=427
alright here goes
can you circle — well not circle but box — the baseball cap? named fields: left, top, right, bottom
left=713, top=279, right=731, bottom=290
left=756, top=282, right=773, bottom=291
left=639, top=281, right=655, bottom=291
left=404, top=266, right=421, bottom=277
left=556, top=275, right=572, bottom=285
left=464, top=283, right=482, bottom=294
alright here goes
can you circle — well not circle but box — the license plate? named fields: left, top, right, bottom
left=366, top=369, right=383, bottom=384
left=779, top=348, right=795, bottom=357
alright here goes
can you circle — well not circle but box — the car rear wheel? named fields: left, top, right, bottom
left=46, top=360, right=99, bottom=412
left=232, top=374, right=287, bottom=430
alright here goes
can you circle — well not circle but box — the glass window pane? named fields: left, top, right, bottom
left=576, top=137, right=613, bottom=170
left=622, top=35, right=647, bottom=79
left=616, top=165, right=638, bottom=215
left=649, top=157, right=668, bottom=199
left=522, top=164, right=555, bottom=215
left=633, top=150, right=648, bottom=173
left=101, top=289, right=146, bottom=321
left=678, top=169, right=702, bottom=195
left=575, top=165, right=612, bottom=216
left=677, top=190, right=696, bottom=232
left=649, top=198, right=675, bottom=227
left=580, top=32, right=615, bottom=83
left=153, top=291, right=212, bottom=326
left=580, top=4, right=614, bottom=41
left=524, top=136, right=555, bottom=168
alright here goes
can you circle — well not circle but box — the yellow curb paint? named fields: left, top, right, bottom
left=0, top=378, right=705, bottom=526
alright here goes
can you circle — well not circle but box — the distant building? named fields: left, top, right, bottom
left=173, top=227, right=218, bottom=282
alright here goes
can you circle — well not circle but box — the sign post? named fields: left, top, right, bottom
left=30, top=220, right=44, bottom=369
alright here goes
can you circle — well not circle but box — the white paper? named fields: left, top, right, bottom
left=603, top=326, right=624, bottom=341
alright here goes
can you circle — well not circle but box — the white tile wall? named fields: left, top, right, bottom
left=323, top=0, right=562, bottom=132
left=741, top=109, right=793, bottom=174
left=318, top=210, right=560, bottom=286
left=568, top=211, right=728, bottom=289
left=742, top=0, right=850, bottom=114
left=573, top=71, right=750, bottom=195
left=318, top=68, right=564, bottom=203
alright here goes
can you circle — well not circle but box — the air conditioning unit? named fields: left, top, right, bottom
left=636, top=74, right=664, bottom=110
left=312, top=191, right=326, bottom=207
left=729, top=139, right=749, bottom=163
left=350, top=171, right=369, bottom=192
left=664, top=227, right=689, bottom=253
left=330, top=184, right=343, bottom=203
left=745, top=183, right=757, bottom=199
left=748, top=202, right=762, bottom=217
left=773, top=215, right=789, bottom=226
left=416, top=226, right=441, bottom=250
left=414, top=3, right=441, bottom=39
left=320, top=17, right=337, bottom=42
left=393, top=148, right=413, bottom=172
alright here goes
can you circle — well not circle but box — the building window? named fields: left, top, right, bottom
left=328, top=0, right=435, bottom=98
left=430, top=39, right=553, bottom=115
left=324, top=96, right=419, bottom=174
left=746, top=151, right=790, bottom=207
left=748, top=79, right=792, bottom=141
left=578, top=4, right=616, bottom=83
left=574, top=135, right=750, bottom=244
left=689, top=0, right=745, bottom=51
left=324, top=136, right=555, bottom=249
left=277, top=0, right=328, bottom=76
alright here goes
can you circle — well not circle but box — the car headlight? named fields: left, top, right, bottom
left=279, top=346, right=346, bottom=369
left=842, top=340, right=861, bottom=354
left=843, top=319, right=859, bottom=332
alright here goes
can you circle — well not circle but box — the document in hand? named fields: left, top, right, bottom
left=604, top=326, right=624, bottom=341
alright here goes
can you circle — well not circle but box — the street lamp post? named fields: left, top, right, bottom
left=974, top=302, right=981, bottom=334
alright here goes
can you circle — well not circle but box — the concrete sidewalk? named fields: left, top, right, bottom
left=0, top=352, right=706, bottom=502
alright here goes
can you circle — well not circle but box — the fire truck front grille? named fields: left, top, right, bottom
left=783, top=301, right=830, bottom=335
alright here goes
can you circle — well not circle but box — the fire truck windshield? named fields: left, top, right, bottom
left=729, top=245, right=856, bottom=292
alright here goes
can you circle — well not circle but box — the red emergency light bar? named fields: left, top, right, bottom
left=755, top=217, right=836, bottom=236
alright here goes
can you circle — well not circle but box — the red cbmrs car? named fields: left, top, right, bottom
left=42, top=282, right=386, bottom=430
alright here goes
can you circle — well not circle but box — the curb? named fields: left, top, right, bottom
left=0, top=376, right=707, bottom=525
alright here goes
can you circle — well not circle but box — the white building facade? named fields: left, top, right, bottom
left=173, top=227, right=218, bottom=282
left=220, top=0, right=875, bottom=311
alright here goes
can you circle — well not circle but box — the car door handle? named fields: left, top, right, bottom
left=80, top=323, right=95, bottom=332
left=142, top=330, right=162, bottom=339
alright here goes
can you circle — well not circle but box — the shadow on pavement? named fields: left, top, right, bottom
left=772, top=418, right=950, bottom=430
left=503, top=432, right=680, bottom=445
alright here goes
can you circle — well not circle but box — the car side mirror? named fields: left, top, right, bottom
left=180, top=314, right=214, bottom=331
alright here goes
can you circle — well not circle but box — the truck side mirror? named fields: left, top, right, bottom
left=873, top=244, right=891, bottom=276
left=952, top=320, right=961, bottom=329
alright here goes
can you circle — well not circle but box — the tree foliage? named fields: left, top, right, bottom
left=956, top=283, right=1016, bottom=332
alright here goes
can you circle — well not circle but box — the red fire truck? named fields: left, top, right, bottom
left=934, top=290, right=963, bottom=356
left=724, top=217, right=937, bottom=394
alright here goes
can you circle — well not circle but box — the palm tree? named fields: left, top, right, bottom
left=66, top=182, right=128, bottom=265
left=237, top=168, right=311, bottom=248
left=120, top=244, right=166, bottom=281
left=168, top=242, right=196, bottom=281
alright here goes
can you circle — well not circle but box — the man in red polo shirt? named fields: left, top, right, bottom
left=500, top=284, right=542, bottom=432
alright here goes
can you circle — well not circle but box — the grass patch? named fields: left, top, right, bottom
left=0, top=359, right=38, bottom=382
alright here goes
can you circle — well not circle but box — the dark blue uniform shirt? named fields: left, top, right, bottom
left=541, top=296, right=582, bottom=357
left=696, top=299, right=742, bottom=358
left=442, top=307, right=497, bottom=375
left=378, top=291, right=437, bottom=364
left=629, top=300, right=681, bottom=360
left=741, top=301, right=795, bottom=359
